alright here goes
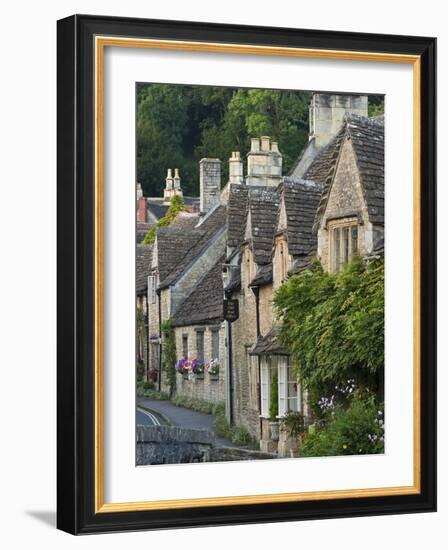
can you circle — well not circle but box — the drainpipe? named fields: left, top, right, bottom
left=157, top=288, right=162, bottom=392
left=227, top=318, right=234, bottom=425
left=251, top=286, right=263, bottom=438
left=144, top=293, right=149, bottom=382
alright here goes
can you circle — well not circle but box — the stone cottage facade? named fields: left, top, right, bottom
left=136, top=91, right=384, bottom=456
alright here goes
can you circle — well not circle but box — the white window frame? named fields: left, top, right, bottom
left=277, top=357, right=301, bottom=417
left=260, top=357, right=270, bottom=418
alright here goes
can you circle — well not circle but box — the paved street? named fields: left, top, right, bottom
left=136, top=397, right=236, bottom=447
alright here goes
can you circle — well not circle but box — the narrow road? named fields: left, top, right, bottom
left=136, top=397, right=237, bottom=447
left=136, top=407, right=167, bottom=427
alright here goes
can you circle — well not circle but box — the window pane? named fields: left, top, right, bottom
left=334, top=228, right=340, bottom=271
left=343, top=227, right=349, bottom=263
left=196, top=332, right=204, bottom=361
left=212, top=330, right=219, bottom=359
left=351, top=225, right=358, bottom=255
left=182, top=335, right=188, bottom=357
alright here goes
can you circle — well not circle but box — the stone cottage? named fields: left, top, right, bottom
left=136, top=91, right=384, bottom=456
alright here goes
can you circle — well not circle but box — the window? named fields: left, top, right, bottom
left=260, top=358, right=271, bottom=417
left=278, top=358, right=300, bottom=417
left=196, top=331, right=204, bottom=362
left=247, top=352, right=259, bottom=412
left=211, top=329, right=219, bottom=360
left=147, top=274, right=156, bottom=304
left=182, top=334, right=188, bottom=358
left=331, top=220, right=358, bottom=272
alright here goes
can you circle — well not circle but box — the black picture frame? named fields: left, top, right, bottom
left=57, top=14, right=436, bottom=535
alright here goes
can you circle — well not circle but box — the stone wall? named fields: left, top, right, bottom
left=136, top=425, right=215, bottom=465
left=173, top=324, right=226, bottom=403
left=230, top=245, right=262, bottom=439
left=317, top=137, right=380, bottom=272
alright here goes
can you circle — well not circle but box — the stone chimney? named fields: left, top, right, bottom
left=163, top=168, right=183, bottom=205
left=200, top=158, right=221, bottom=213
left=137, top=196, right=147, bottom=223
left=246, top=136, right=282, bottom=187
left=229, top=151, right=243, bottom=185
left=136, top=182, right=143, bottom=199
left=309, top=93, right=368, bottom=149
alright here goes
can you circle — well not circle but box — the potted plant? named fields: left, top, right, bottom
left=269, top=370, right=279, bottom=441
left=206, top=358, right=220, bottom=380
left=190, top=358, right=204, bottom=380
left=175, top=356, right=189, bottom=380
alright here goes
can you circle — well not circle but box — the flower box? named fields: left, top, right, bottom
left=209, top=373, right=219, bottom=381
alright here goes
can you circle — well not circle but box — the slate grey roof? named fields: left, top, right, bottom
left=156, top=227, right=199, bottom=282
left=136, top=222, right=152, bottom=244
left=171, top=258, right=224, bottom=327
left=279, top=177, right=324, bottom=257
left=250, top=327, right=288, bottom=356
left=227, top=184, right=249, bottom=249
left=147, top=203, right=168, bottom=220
left=246, top=186, right=280, bottom=265
left=348, top=114, right=384, bottom=225
left=158, top=205, right=227, bottom=289
left=136, top=244, right=153, bottom=295
left=249, top=264, right=273, bottom=287
left=224, top=265, right=241, bottom=294
left=309, top=113, right=384, bottom=231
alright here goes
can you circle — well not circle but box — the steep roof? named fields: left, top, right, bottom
left=147, top=203, right=168, bottom=220
left=250, top=327, right=288, bottom=356
left=171, top=258, right=224, bottom=327
left=227, top=184, right=249, bottom=249
left=136, top=244, right=153, bottom=295
left=309, top=114, right=385, bottom=231
left=156, top=227, right=199, bottom=282
left=158, top=205, right=227, bottom=289
left=249, top=263, right=273, bottom=287
left=279, top=177, right=324, bottom=257
left=246, top=186, right=280, bottom=265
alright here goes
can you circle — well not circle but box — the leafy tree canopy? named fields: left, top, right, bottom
left=137, top=84, right=311, bottom=197
left=273, top=257, right=384, bottom=400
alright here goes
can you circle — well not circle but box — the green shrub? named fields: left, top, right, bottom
left=136, top=362, right=145, bottom=382
left=269, top=370, right=279, bottom=420
left=300, top=392, right=384, bottom=457
left=143, top=195, right=187, bottom=244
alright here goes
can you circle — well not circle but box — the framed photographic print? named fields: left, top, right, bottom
left=57, top=14, right=436, bottom=534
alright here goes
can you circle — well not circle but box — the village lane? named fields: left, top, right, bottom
left=136, top=397, right=237, bottom=447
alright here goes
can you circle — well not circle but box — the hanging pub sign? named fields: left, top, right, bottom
left=223, top=299, right=239, bottom=323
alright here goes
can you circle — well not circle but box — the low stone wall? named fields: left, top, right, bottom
left=209, top=447, right=276, bottom=462
left=136, top=425, right=215, bottom=465
left=175, top=371, right=224, bottom=403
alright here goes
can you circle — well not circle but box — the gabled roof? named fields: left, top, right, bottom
left=158, top=205, right=227, bottom=289
left=278, top=177, right=324, bottom=257
left=227, top=184, right=249, bottom=249
left=156, top=227, right=199, bottom=282
left=171, top=258, right=224, bottom=327
left=309, top=114, right=385, bottom=231
left=249, top=263, right=273, bottom=287
left=250, top=327, right=288, bottom=356
left=245, top=186, right=280, bottom=265
left=136, top=244, right=153, bottom=295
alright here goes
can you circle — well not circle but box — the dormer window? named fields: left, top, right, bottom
left=330, top=219, right=358, bottom=272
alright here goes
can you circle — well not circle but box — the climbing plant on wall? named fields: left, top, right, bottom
left=161, top=319, right=177, bottom=397
left=142, top=195, right=187, bottom=245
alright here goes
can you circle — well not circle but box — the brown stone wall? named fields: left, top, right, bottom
left=259, top=285, right=274, bottom=336
left=318, top=138, right=371, bottom=271
left=230, top=245, right=261, bottom=439
left=173, top=324, right=226, bottom=404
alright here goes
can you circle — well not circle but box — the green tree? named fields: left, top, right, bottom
left=273, top=257, right=384, bottom=406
